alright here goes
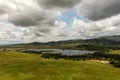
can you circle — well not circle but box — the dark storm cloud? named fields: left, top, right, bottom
left=8, top=8, right=57, bottom=27
left=77, top=0, right=120, bottom=20
left=38, top=0, right=81, bottom=9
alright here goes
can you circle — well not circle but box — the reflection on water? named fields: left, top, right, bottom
left=19, top=49, right=95, bottom=56
left=61, top=50, right=94, bottom=56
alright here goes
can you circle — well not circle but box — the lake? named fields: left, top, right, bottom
left=19, top=49, right=95, bottom=56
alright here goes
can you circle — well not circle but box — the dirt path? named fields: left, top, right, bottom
left=91, top=60, right=110, bottom=64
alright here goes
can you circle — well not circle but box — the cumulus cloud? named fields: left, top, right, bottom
left=9, top=9, right=59, bottom=27
left=0, top=0, right=17, bottom=15
left=71, top=15, right=120, bottom=38
left=0, top=22, right=24, bottom=44
left=0, top=0, right=120, bottom=44
left=7, top=0, right=60, bottom=27
left=6, top=0, right=120, bottom=27
left=76, top=0, right=120, bottom=20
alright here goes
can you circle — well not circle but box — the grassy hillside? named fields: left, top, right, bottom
left=0, top=51, right=120, bottom=80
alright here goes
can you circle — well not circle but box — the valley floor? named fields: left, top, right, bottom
left=0, top=51, right=120, bottom=80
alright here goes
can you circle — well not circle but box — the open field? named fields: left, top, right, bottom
left=109, top=50, right=120, bottom=55
left=0, top=51, right=120, bottom=80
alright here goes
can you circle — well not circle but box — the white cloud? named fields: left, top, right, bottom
left=76, top=0, right=120, bottom=20
left=71, top=15, right=120, bottom=39
left=0, top=0, right=120, bottom=44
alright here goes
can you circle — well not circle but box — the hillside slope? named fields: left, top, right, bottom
left=0, top=51, right=120, bottom=80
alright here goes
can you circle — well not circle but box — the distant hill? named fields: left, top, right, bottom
left=27, top=35, right=120, bottom=45
left=100, top=35, right=120, bottom=42
left=1, top=35, right=120, bottom=49
left=42, top=35, right=120, bottom=45
left=86, top=35, right=120, bottom=45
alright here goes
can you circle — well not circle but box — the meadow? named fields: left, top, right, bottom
left=0, top=50, right=120, bottom=80
left=109, top=50, right=120, bottom=55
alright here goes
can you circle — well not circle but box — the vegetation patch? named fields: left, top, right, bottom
left=0, top=51, right=120, bottom=80
left=109, top=50, right=120, bottom=55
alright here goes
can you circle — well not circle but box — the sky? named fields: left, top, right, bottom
left=0, top=0, right=120, bottom=44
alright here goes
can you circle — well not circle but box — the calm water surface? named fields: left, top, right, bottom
left=20, top=49, right=95, bottom=56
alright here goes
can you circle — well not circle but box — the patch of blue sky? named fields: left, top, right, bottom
left=12, top=27, right=22, bottom=32
left=0, top=18, right=21, bottom=32
left=58, top=9, right=85, bottom=27
left=0, top=18, right=10, bottom=23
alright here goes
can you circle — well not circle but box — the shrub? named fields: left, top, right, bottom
left=113, top=61, right=120, bottom=68
left=110, top=61, right=120, bottom=68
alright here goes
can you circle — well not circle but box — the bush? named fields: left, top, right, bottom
left=113, top=61, right=120, bottom=68
left=110, top=61, right=120, bottom=68
left=41, top=53, right=52, bottom=58
left=41, top=53, right=61, bottom=59
left=54, top=56, right=59, bottom=59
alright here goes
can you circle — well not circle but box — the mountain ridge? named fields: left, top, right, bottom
left=28, top=35, right=120, bottom=45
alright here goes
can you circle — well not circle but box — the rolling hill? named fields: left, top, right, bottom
left=1, top=35, right=120, bottom=50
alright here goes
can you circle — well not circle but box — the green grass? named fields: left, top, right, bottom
left=0, top=51, right=120, bottom=80
left=109, top=50, right=120, bottom=55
